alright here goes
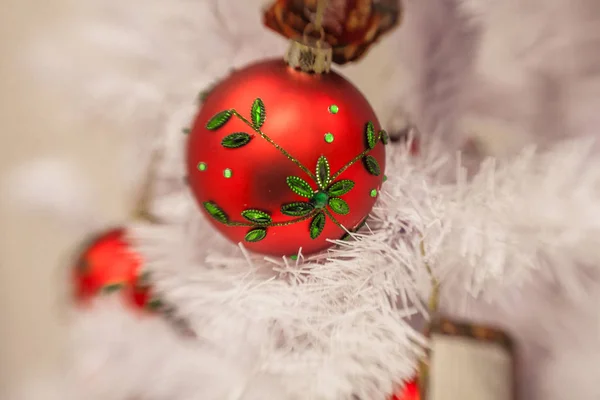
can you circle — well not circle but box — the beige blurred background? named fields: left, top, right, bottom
left=0, top=0, right=132, bottom=395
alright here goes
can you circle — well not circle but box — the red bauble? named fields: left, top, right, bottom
left=392, top=377, right=420, bottom=400
left=73, top=228, right=157, bottom=311
left=186, top=59, right=387, bottom=256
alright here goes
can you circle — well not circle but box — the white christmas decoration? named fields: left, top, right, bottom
left=10, top=0, right=600, bottom=399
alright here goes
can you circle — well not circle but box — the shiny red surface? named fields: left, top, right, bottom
left=73, top=228, right=150, bottom=309
left=187, top=59, right=385, bottom=256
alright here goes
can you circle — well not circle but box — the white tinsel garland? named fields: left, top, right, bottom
left=123, top=128, right=600, bottom=399
left=7, top=136, right=600, bottom=400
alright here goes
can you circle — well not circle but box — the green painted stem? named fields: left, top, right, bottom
left=324, top=208, right=345, bottom=231
left=226, top=212, right=316, bottom=228
left=231, top=110, right=317, bottom=181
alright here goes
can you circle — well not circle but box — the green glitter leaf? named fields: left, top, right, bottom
left=102, top=283, right=124, bottom=294
left=241, top=209, right=272, bottom=224
left=327, top=179, right=355, bottom=197
left=281, top=202, right=314, bottom=217
left=206, top=110, right=232, bottom=130
left=309, top=212, right=326, bottom=239
left=328, top=198, right=350, bottom=215
left=245, top=228, right=267, bottom=242
left=136, top=271, right=152, bottom=288
left=365, top=121, right=378, bottom=149
left=363, top=155, right=381, bottom=176
left=316, top=155, right=331, bottom=189
left=251, top=98, right=266, bottom=129
left=380, top=130, right=390, bottom=145
left=203, top=201, right=229, bottom=224
left=146, top=298, right=164, bottom=311
left=221, top=132, right=253, bottom=149
left=286, top=176, right=314, bottom=198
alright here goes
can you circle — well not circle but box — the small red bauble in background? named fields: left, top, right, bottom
left=73, top=228, right=159, bottom=311
left=391, top=377, right=420, bottom=400
left=186, top=46, right=388, bottom=257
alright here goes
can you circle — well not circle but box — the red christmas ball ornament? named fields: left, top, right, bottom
left=186, top=38, right=388, bottom=257
left=73, top=228, right=159, bottom=311
left=391, top=377, right=420, bottom=400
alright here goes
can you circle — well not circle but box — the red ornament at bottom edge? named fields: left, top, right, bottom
left=391, top=377, right=420, bottom=400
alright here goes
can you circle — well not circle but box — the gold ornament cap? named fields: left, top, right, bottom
left=285, top=36, right=332, bottom=74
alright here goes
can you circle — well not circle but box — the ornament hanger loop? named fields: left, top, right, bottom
left=302, top=0, right=328, bottom=47
left=285, top=0, right=332, bottom=73
left=302, top=23, right=326, bottom=47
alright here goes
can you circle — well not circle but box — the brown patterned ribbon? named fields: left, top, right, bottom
left=263, top=0, right=401, bottom=65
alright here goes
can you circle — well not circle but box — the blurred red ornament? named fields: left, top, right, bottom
left=73, top=228, right=159, bottom=311
left=263, top=0, right=401, bottom=64
left=186, top=58, right=388, bottom=257
left=392, top=377, right=420, bottom=400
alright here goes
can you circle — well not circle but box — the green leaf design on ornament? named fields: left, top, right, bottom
left=245, top=228, right=267, bottom=242
left=146, top=298, right=164, bottom=311
left=206, top=110, right=232, bottom=130
left=281, top=202, right=315, bottom=217
left=328, top=198, right=350, bottom=215
left=286, top=176, right=314, bottom=198
left=310, top=191, right=329, bottom=209
left=327, top=179, right=355, bottom=197
left=241, top=209, right=272, bottom=224
left=309, top=212, right=326, bottom=239
left=316, top=155, right=331, bottom=189
left=251, top=98, right=266, bottom=129
left=363, top=155, right=381, bottom=176
left=136, top=271, right=152, bottom=288
left=221, top=132, right=253, bottom=149
left=380, top=130, right=390, bottom=145
left=102, top=283, right=124, bottom=294
left=366, top=121, right=378, bottom=149
left=197, top=99, right=385, bottom=241
left=203, top=201, right=229, bottom=224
